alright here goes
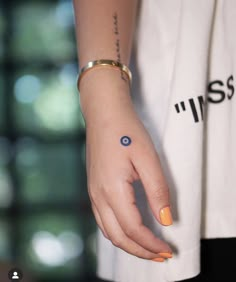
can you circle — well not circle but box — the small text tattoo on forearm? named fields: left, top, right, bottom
left=112, top=11, right=128, bottom=83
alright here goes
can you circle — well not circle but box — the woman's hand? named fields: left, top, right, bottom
left=80, top=69, right=173, bottom=261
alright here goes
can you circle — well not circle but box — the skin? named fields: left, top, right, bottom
left=73, top=0, right=173, bottom=260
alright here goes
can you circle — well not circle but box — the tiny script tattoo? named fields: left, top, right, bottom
left=112, top=11, right=128, bottom=83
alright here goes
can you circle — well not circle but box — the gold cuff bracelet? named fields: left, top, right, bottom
left=77, top=59, right=132, bottom=92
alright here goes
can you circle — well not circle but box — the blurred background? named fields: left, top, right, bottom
left=0, top=0, right=99, bottom=281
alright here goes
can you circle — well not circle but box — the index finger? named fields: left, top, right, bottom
left=107, top=181, right=173, bottom=254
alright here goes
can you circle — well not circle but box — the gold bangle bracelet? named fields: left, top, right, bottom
left=77, top=59, right=132, bottom=92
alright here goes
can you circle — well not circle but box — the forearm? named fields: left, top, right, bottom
left=73, top=0, right=139, bottom=118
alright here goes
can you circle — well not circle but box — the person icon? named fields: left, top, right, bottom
left=8, top=268, right=23, bottom=281
left=11, top=271, right=19, bottom=280
left=8, top=267, right=23, bottom=281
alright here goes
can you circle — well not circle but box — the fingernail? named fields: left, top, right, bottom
left=151, top=257, right=165, bottom=262
left=159, top=252, right=173, bottom=258
left=159, top=206, right=173, bottom=226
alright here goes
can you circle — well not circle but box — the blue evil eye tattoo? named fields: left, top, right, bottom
left=120, top=136, right=132, bottom=146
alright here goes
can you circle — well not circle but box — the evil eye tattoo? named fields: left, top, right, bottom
left=120, top=136, right=131, bottom=146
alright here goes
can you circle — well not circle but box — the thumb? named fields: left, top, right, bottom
left=132, top=146, right=173, bottom=226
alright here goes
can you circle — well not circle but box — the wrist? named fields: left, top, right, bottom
left=78, top=59, right=132, bottom=91
left=78, top=67, right=132, bottom=119
left=78, top=65, right=131, bottom=94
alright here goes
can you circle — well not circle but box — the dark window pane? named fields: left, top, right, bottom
left=18, top=212, right=84, bottom=279
left=0, top=137, right=13, bottom=208
left=0, top=73, right=6, bottom=132
left=0, top=217, right=11, bottom=260
left=11, top=1, right=76, bottom=62
left=12, top=66, right=85, bottom=139
left=82, top=215, right=98, bottom=277
left=15, top=138, right=87, bottom=205
left=0, top=5, right=4, bottom=61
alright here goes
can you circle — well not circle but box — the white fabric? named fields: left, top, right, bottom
left=96, top=0, right=236, bottom=281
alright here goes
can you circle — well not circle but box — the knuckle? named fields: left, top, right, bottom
left=102, top=184, right=112, bottom=198
left=111, top=237, right=123, bottom=248
left=88, top=184, right=96, bottom=198
left=88, top=184, right=102, bottom=201
left=89, top=191, right=97, bottom=202
left=124, top=225, right=140, bottom=238
left=101, top=230, right=109, bottom=240
left=152, top=186, right=169, bottom=202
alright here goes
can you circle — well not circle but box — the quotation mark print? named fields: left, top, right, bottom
left=174, top=95, right=205, bottom=123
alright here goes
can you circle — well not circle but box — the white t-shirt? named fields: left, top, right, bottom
left=96, top=0, right=236, bottom=281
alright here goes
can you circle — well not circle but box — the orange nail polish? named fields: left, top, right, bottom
left=151, top=257, right=165, bottom=262
left=159, top=252, right=173, bottom=258
left=159, top=206, right=173, bottom=226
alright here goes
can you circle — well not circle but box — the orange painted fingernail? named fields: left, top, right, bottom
left=151, top=257, right=165, bottom=262
left=159, top=252, right=173, bottom=258
left=159, top=206, right=173, bottom=226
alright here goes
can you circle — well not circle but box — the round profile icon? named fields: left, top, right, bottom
left=120, top=136, right=132, bottom=146
left=8, top=268, right=23, bottom=281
